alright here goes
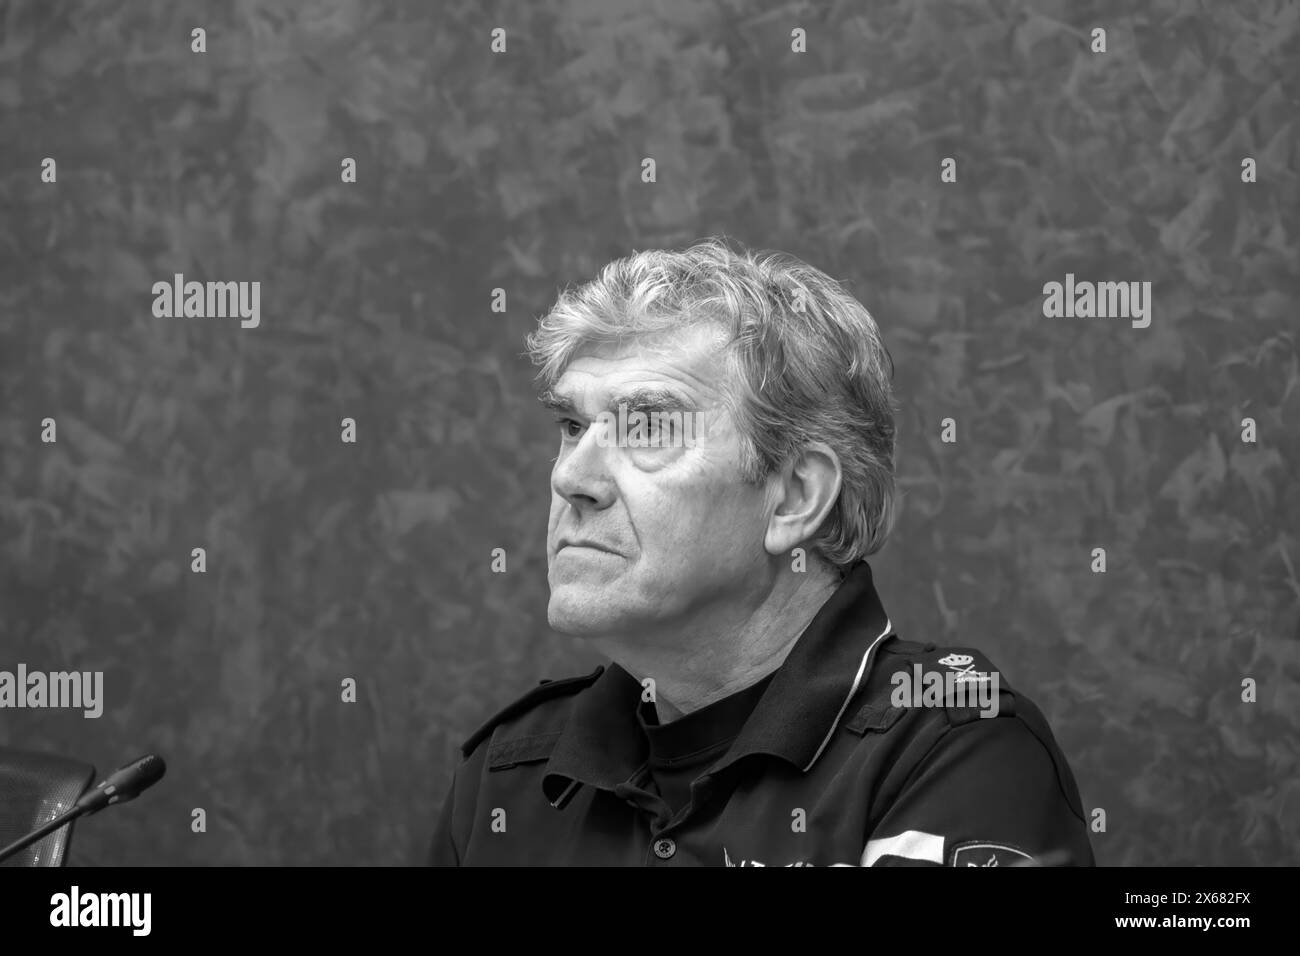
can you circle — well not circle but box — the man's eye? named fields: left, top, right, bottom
left=555, top=417, right=585, bottom=439
left=646, top=417, right=676, bottom=441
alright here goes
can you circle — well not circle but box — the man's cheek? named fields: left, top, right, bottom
left=546, top=497, right=565, bottom=536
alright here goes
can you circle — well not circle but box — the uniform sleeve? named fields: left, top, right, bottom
left=426, top=776, right=462, bottom=867
left=862, top=712, right=1094, bottom=867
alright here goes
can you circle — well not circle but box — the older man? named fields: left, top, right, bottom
left=427, top=238, right=1094, bottom=867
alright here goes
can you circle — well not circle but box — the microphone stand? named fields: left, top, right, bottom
left=0, top=805, right=85, bottom=864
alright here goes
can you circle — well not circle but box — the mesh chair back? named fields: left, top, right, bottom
left=0, top=747, right=95, bottom=866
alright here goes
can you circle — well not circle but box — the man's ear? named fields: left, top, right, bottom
left=763, top=442, right=842, bottom=556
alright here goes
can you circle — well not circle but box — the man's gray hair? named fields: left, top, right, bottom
left=526, top=236, right=898, bottom=570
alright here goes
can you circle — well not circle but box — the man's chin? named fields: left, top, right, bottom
left=547, top=598, right=613, bottom=636
left=546, top=584, right=633, bottom=637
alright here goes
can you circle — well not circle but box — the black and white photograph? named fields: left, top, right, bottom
left=1, top=0, right=1295, bottom=938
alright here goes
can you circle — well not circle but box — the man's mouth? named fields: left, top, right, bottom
left=555, top=539, right=620, bottom=556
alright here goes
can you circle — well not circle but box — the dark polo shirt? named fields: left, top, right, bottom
left=638, top=671, right=776, bottom=824
left=427, top=561, right=1095, bottom=867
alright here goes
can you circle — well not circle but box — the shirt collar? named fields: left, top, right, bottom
left=541, top=561, right=894, bottom=805
left=718, top=560, right=893, bottom=773
left=542, top=663, right=647, bottom=806
left=638, top=670, right=775, bottom=764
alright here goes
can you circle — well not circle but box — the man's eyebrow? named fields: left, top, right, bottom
left=537, top=388, right=574, bottom=413
left=537, top=385, right=700, bottom=415
left=610, top=386, right=699, bottom=413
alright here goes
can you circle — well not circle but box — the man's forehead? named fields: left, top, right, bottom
left=552, top=326, right=729, bottom=404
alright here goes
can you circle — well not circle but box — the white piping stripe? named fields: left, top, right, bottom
left=549, top=778, right=581, bottom=809
left=862, top=829, right=945, bottom=867
left=802, top=617, right=893, bottom=772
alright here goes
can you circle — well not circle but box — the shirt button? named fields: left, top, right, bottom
left=653, top=837, right=677, bottom=860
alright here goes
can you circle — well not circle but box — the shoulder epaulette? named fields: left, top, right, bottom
left=844, top=639, right=1016, bottom=733
left=459, top=665, right=604, bottom=758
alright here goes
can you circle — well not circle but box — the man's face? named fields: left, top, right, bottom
left=544, top=324, right=773, bottom=639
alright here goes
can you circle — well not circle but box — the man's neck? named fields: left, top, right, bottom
left=593, top=567, right=842, bottom=723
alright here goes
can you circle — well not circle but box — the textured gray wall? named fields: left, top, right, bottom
left=1, top=0, right=1296, bottom=865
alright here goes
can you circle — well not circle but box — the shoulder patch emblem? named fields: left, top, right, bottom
left=937, top=652, right=991, bottom=684
left=950, top=841, right=1033, bottom=867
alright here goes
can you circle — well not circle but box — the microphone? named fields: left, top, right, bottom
left=0, top=754, right=166, bottom=864
left=74, top=754, right=167, bottom=816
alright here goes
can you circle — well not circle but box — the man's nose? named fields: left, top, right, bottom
left=551, top=422, right=616, bottom=511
